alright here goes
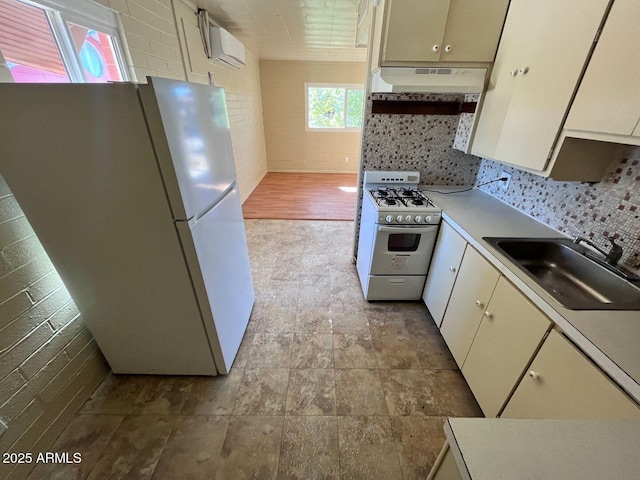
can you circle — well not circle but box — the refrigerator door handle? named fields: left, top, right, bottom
left=182, top=181, right=238, bottom=227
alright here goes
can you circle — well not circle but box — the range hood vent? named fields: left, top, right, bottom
left=372, top=67, right=487, bottom=94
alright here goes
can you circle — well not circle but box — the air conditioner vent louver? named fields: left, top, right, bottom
left=415, top=68, right=453, bottom=75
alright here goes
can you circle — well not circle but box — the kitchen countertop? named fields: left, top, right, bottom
left=425, top=188, right=640, bottom=403
left=443, top=417, right=640, bottom=479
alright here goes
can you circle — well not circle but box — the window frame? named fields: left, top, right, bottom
left=7, top=0, right=134, bottom=82
left=305, top=82, right=365, bottom=132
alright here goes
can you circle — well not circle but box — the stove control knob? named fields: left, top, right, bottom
left=425, top=215, right=432, bottom=223
left=396, top=215, right=404, bottom=223
left=405, top=215, right=412, bottom=223
left=414, top=215, right=422, bottom=223
left=385, top=215, right=394, bottom=223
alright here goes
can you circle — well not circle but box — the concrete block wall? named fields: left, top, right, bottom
left=0, top=175, right=110, bottom=480
left=95, top=0, right=187, bottom=82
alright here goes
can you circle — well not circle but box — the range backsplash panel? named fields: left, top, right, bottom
left=476, top=148, right=640, bottom=269
left=360, top=93, right=482, bottom=186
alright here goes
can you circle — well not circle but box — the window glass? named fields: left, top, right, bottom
left=306, top=83, right=364, bottom=131
left=0, top=0, right=70, bottom=82
left=0, top=0, right=130, bottom=83
left=67, top=22, right=124, bottom=82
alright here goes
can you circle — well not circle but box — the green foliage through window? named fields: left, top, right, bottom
left=307, top=85, right=364, bottom=130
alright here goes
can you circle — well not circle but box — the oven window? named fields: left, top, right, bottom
left=388, top=233, right=421, bottom=252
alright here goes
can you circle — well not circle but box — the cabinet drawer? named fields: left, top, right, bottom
left=502, top=330, right=640, bottom=420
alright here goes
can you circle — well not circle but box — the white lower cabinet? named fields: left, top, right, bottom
left=440, top=247, right=500, bottom=367
left=502, top=330, right=640, bottom=420
left=461, top=277, right=551, bottom=417
left=423, top=221, right=467, bottom=327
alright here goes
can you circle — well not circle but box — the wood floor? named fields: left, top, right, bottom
left=242, top=172, right=358, bottom=221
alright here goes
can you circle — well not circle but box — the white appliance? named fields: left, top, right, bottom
left=0, top=78, right=254, bottom=375
left=371, top=67, right=487, bottom=94
left=210, top=26, right=246, bottom=68
left=357, top=171, right=442, bottom=300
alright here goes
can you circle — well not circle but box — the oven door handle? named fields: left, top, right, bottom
left=377, top=225, right=438, bottom=234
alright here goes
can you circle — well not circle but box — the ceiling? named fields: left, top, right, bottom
left=200, top=0, right=368, bottom=63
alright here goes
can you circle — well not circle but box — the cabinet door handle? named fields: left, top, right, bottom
left=432, top=44, right=440, bottom=52
left=444, top=44, right=452, bottom=53
left=475, top=300, right=484, bottom=308
left=449, top=266, right=457, bottom=273
left=510, top=70, right=518, bottom=77
left=483, top=311, right=493, bottom=319
left=528, top=370, right=540, bottom=380
left=518, top=66, right=529, bottom=75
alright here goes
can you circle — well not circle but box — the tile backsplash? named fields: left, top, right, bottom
left=476, top=148, right=640, bottom=269
left=360, top=93, right=481, bottom=186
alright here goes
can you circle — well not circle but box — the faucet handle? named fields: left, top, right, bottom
left=605, top=237, right=623, bottom=265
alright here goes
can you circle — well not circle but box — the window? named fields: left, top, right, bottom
left=0, top=0, right=131, bottom=83
left=306, top=83, right=365, bottom=131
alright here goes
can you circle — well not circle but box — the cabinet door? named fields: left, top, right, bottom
left=382, top=0, right=450, bottom=64
left=461, top=278, right=551, bottom=417
left=472, top=0, right=609, bottom=171
left=440, top=247, right=500, bottom=367
left=423, top=221, right=467, bottom=327
left=502, top=330, right=640, bottom=420
left=440, top=0, right=510, bottom=63
left=565, top=0, right=640, bottom=136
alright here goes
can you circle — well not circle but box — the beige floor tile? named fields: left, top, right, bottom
left=330, top=285, right=368, bottom=310
left=285, top=368, right=336, bottom=416
left=299, top=273, right=331, bottom=287
left=337, top=416, right=403, bottom=480
left=214, top=416, right=283, bottom=480
left=372, top=334, right=421, bottom=369
left=150, top=415, right=229, bottom=480
left=333, top=334, right=378, bottom=368
left=258, top=280, right=299, bottom=307
left=390, top=416, right=448, bottom=480
left=233, top=368, right=289, bottom=416
left=414, top=335, right=458, bottom=370
left=368, top=311, right=411, bottom=336
left=298, top=284, right=332, bottom=308
left=181, top=367, right=244, bottom=415
left=253, top=306, right=297, bottom=334
left=294, top=307, right=333, bottom=334
left=331, top=309, right=370, bottom=334
left=335, top=369, right=387, bottom=415
left=87, top=415, right=176, bottom=480
left=247, top=333, right=293, bottom=368
left=80, top=374, right=150, bottom=414
left=291, top=333, right=333, bottom=368
left=380, top=369, right=436, bottom=416
left=130, top=377, right=194, bottom=415
left=424, top=370, right=483, bottom=417
left=27, top=414, right=123, bottom=480
left=278, top=416, right=339, bottom=480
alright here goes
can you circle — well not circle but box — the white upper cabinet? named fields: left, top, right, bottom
left=376, top=0, right=510, bottom=67
left=471, top=0, right=610, bottom=176
left=565, top=0, right=640, bottom=138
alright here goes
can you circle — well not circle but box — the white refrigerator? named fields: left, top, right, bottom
left=0, top=77, right=254, bottom=375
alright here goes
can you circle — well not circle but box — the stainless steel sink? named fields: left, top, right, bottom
left=483, top=237, right=640, bottom=310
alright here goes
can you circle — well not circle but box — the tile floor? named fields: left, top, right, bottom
left=26, top=220, right=481, bottom=480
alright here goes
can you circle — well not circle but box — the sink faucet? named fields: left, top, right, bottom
left=573, top=236, right=623, bottom=266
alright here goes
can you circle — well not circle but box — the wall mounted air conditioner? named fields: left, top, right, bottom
left=209, top=26, right=246, bottom=69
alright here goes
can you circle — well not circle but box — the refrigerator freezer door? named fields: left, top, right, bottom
left=176, top=186, right=255, bottom=374
left=140, top=77, right=238, bottom=220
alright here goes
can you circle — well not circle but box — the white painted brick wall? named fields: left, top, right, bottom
left=0, top=175, right=109, bottom=480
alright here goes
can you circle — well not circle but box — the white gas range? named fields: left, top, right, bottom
left=357, top=171, right=442, bottom=301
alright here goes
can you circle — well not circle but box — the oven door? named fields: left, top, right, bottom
left=370, top=224, right=438, bottom=275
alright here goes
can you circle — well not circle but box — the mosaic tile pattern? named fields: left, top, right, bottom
left=453, top=93, right=480, bottom=153
left=361, top=93, right=482, bottom=186
left=476, top=147, right=640, bottom=269
left=28, top=220, right=482, bottom=480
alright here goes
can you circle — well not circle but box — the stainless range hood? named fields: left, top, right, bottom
left=371, top=67, right=487, bottom=94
